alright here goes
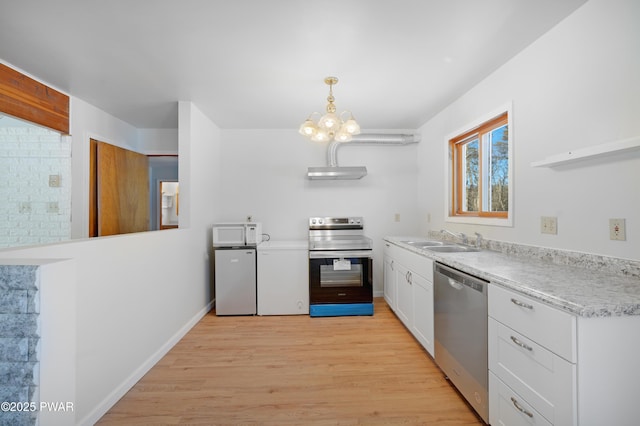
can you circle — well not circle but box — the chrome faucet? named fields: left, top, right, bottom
left=440, top=229, right=457, bottom=240
left=460, top=233, right=468, bottom=245
left=440, top=229, right=468, bottom=245
left=474, top=232, right=483, bottom=248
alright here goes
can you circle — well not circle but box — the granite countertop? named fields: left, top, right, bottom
left=384, top=236, right=640, bottom=318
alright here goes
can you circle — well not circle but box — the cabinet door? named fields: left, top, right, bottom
left=395, top=263, right=412, bottom=328
left=489, top=372, right=552, bottom=426
left=383, top=254, right=396, bottom=311
left=412, top=272, right=434, bottom=357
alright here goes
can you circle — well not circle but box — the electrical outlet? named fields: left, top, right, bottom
left=47, top=202, right=59, bottom=214
left=49, top=174, right=61, bottom=187
left=609, top=218, right=626, bottom=241
left=19, top=202, right=32, bottom=214
left=541, top=216, right=557, bottom=235
left=394, top=213, right=401, bottom=222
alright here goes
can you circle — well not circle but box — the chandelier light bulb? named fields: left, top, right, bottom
left=318, top=112, right=340, bottom=131
left=342, top=117, right=360, bottom=135
left=334, top=131, right=353, bottom=142
left=311, top=129, right=330, bottom=142
left=300, top=76, right=360, bottom=143
left=298, top=118, right=317, bottom=136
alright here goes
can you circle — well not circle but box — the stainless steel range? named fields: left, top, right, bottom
left=308, top=216, right=373, bottom=317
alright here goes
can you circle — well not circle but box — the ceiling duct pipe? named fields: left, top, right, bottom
left=307, top=133, right=420, bottom=180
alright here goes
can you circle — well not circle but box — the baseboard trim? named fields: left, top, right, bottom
left=78, top=300, right=214, bottom=426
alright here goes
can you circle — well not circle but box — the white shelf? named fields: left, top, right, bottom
left=531, top=136, right=640, bottom=167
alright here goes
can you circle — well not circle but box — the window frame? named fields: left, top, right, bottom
left=444, top=103, right=513, bottom=227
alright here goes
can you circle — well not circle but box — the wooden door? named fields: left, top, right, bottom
left=89, top=139, right=149, bottom=236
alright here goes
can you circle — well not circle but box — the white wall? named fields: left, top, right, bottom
left=139, top=128, right=179, bottom=155
left=217, top=129, right=420, bottom=294
left=417, top=0, right=640, bottom=261
left=0, top=100, right=221, bottom=424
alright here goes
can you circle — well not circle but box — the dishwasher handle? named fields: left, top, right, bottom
left=435, top=262, right=488, bottom=294
left=448, top=277, right=464, bottom=290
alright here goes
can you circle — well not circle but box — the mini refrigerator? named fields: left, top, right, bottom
left=214, top=247, right=257, bottom=315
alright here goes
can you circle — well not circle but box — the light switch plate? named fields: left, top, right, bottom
left=19, top=202, right=32, bottom=214
left=49, top=174, right=61, bottom=187
left=609, top=218, right=626, bottom=241
left=541, top=216, right=557, bottom=235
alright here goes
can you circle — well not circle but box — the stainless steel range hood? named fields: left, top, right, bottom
left=306, top=133, right=420, bottom=180
left=307, top=166, right=368, bottom=180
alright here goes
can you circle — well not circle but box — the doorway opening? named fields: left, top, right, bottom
left=159, top=181, right=179, bottom=229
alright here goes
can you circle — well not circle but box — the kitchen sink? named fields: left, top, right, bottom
left=424, top=245, right=480, bottom=253
left=402, top=240, right=446, bottom=247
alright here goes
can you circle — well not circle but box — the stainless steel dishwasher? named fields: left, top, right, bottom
left=434, top=262, right=489, bottom=424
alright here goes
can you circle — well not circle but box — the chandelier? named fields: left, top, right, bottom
left=299, top=77, right=360, bottom=142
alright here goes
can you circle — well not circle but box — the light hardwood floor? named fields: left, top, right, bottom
left=97, top=298, right=484, bottom=425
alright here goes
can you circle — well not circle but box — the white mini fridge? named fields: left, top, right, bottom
left=214, top=247, right=257, bottom=315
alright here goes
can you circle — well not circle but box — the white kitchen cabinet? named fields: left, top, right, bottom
left=383, top=241, right=434, bottom=357
left=489, top=318, right=575, bottom=425
left=489, top=284, right=576, bottom=362
left=489, top=283, right=640, bottom=426
left=383, top=242, right=398, bottom=311
left=489, top=373, right=552, bottom=426
left=395, top=262, right=412, bottom=327
left=574, top=314, right=640, bottom=426
left=411, top=271, right=434, bottom=355
left=489, top=284, right=576, bottom=426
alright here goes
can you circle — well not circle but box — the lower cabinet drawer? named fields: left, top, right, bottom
left=488, top=284, right=576, bottom=362
left=490, top=373, right=551, bottom=426
left=489, top=318, right=576, bottom=425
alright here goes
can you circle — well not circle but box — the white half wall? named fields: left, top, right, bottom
left=417, top=0, right=640, bottom=261
left=0, top=100, right=221, bottom=424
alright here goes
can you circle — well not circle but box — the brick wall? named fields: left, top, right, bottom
left=0, top=119, right=71, bottom=248
left=0, top=265, right=39, bottom=426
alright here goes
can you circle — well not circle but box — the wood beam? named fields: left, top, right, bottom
left=0, top=63, right=70, bottom=134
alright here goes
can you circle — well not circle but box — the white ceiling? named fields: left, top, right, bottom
left=0, top=0, right=587, bottom=130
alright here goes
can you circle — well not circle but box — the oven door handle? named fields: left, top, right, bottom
left=309, top=250, right=372, bottom=259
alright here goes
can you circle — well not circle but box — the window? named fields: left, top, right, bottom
left=447, top=108, right=512, bottom=226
